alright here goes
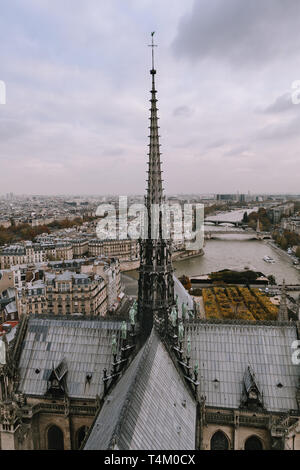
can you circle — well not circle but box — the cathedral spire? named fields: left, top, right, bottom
left=146, top=31, right=163, bottom=211
left=137, top=34, right=175, bottom=341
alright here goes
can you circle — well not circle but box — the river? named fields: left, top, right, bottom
left=122, top=209, right=300, bottom=295
left=205, top=207, right=258, bottom=222
left=173, top=237, right=300, bottom=284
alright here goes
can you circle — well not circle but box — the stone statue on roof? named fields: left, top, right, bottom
left=187, top=335, right=191, bottom=358
left=129, top=306, right=136, bottom=326
left=0, top=337, right=6, bottom=366
left=121, top=321, right=127, bottom=340
left=111, top=334, right=117, bottom=355
left=170, top=306, right=177, bottom=328
left=182, top=302, right=186, bottom=321
left=178, top=321, right=184, bottom=342
left=188, top=304, right=194, bottom=318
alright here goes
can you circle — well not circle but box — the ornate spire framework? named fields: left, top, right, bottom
left=146, top=32, right=163, bottom=212
left=137, top=33, right=175, bottom=341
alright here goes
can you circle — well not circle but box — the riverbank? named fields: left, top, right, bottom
left=120, top=260, right=140, bottom=272
left=171, top=248, right=204, bottom=262
left=267, top=240, right=300, bottom=270
left=173, top=238, right=300, bottom=285
left=120, top=248, right=204, bottom=272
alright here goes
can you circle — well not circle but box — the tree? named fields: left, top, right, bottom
left=179, top=275, right=192, bottom=291
left=267, top=275, right=276, bottom=285
left=247, top=208, right=272, bottom=231
left=296, top=247, right=300, bottom=259
left=242, top=212, right=249, bottom=223
left=280, top=236, right=288, bottom=250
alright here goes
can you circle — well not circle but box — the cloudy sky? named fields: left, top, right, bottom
left=1, top=0, right=300, bottom=195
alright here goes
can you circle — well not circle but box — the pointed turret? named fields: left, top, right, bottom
left=256, top=218, right=261, bottom=233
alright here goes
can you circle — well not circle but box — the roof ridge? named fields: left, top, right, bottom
left=28, top=314, right=130, bottom=323
left=186, top=318, right=296, bottom=327
left=160, top=335, right=198, bottom=403
left=108, top=329, right=157, bottom=449
left=11, top=313, right=29, bottom=366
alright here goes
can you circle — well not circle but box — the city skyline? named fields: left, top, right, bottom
left=1, top=0, right=300, bottom=195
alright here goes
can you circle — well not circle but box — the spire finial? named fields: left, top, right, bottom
left=148, top=31, right=157, bottom=71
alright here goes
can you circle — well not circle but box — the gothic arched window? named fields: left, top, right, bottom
left=210, top=430, right=229, bottom=450
left=47, top=425, right=64, bottom=450
left=76, top=426, right=89, bottom=449
left=244, top=435, right=263, bottom=450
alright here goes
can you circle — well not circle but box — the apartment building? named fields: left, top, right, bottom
left=0, top=241, right=73, bottom=269
left=267, top=203, right=295, bottom=224
left=88, top=238, right=138, bottom=260
left=281, top=216, right=300, bottom=236
left=71, top=238, right=89, bottom=257
left=17, top=270, right=107, bottom=317
left=81, top=257, right=122, bottom=310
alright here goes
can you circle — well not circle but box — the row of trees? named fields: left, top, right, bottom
left=0, top=215, right=97, bottom=246
left=0, top=223, right=50, bottom=245
left=242, top=208, right=272, bottom=231
left=273, top=229, right=300, bottom=255
left=204, top=204, right=229, bottom=217
left=210, top=269, right=261, bottom=284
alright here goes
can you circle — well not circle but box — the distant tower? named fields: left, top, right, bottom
left=256, top=218, right=261, bottom=233
left=137, top=33, right=175, bottom=340
left=278, top=279, right=289, bottom=322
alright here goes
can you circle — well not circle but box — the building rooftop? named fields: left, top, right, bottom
left=17, top=317, right=125, bottom=399
left=185, top=320, right=300, bottom=412
left=84, top=329, right=197, bottom=450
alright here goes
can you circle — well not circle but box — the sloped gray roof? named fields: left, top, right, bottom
left=2, top=287, right=15, bottom=299
left=84, top=329, right=197, bottom=450
left=185, top=321, right=300, bottom=412
left=17, top=317, right=125, bottom=398
left=55, top=271, right=73, bottom=281
left=5, top=301, right=17, bottom=314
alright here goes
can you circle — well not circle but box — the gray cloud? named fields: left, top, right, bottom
left=262, top=92, right=296, bottom=114
left=0, top=0, right=300, bottom=195
left=205, top=139, right=227, bottom=150
left=0, top=118, right=30, bottom=142
left=173, top=105, right=194, bottom=117
left=258, top=115, right=300, bottom=141
left=223, top=145, right=250, bottom=157
left=173, top=0, right=300, bottom=67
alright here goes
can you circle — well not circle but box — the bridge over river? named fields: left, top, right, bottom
left=204, top=219, right=245, bottom=227
left=204, top=229, right=272, bottom=240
